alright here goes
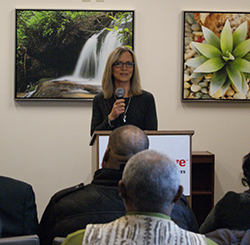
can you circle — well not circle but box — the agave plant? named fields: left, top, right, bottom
left=186, top=19, right=250, bottom=97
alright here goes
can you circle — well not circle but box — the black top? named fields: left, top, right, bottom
left=0, top=176, right=38, bottom=238
left=91, top=90, right=158, bottom=135
left=200, top=190, right=250, bottom=233
left=38, top=169, right=126, bottom=245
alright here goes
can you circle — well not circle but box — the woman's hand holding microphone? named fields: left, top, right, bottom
left=108, top=87, right=125, bottom=122
left=108, top=99, right=125, bottom=121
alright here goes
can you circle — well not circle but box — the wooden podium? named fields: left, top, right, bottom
left=90, top=130, right=194, bottom=196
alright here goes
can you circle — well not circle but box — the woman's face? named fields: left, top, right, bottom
left=112, top=51, right=134, bottom=86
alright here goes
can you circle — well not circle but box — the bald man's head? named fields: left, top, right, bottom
left=102, top=125, right=149, bottom=169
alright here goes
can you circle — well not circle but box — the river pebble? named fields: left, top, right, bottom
left=183, top=89, right=190, bottom=98
left=184, top=81, right=191, bottom=89
left=225, top=86, right=235, bottom=97
left=191, top=23, right=201, bottom=31
left=234, top=93, right=246, bottom=99
left=191, top=84, right=201, bottom=92
left=184, top=74, right=190, bottom=82
left=184, top=50, right=196, bottom=60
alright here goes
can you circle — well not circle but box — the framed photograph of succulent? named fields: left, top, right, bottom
left=15, top=9, right=134, bottom=101
left=183, top=11, right=250, bottom=101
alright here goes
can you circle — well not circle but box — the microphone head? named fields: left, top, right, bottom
left=115, top=87, right=124, bottom=98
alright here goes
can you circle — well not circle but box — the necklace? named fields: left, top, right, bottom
left=123, top=97, right=131, bottom=123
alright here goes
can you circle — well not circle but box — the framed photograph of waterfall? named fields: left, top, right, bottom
left=15, top=9, right=134, bottom=101
left=182, top=11, right=250, bottom=101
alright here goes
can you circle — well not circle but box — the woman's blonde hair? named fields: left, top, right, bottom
left=102, top=46, right=142, bottom=99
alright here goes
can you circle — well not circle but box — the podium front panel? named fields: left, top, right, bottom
left=97, top=134, right=191, bottom=195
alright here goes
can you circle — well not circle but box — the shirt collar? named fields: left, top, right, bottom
left=126, top=211, right=171, bottom=220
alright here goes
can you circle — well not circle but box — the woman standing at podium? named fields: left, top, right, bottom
left=91, top=46, right=158, bottom=136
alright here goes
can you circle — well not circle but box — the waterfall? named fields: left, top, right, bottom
left=73, top=33, right=100, bottom=80
left=59, top=27, right=123, bottom=86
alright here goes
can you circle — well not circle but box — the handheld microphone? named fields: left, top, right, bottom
left=115, top=87, right=124, bottom=98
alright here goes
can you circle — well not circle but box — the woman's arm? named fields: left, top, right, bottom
left=144, top=92, right=158, bottom=130
left=90, top=94, right=113, bottom=136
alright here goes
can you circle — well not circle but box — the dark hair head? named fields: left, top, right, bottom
left=242, top=152, right=250, bottom=187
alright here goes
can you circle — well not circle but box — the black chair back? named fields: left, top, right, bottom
left=0, top=235, right=39, bottom=245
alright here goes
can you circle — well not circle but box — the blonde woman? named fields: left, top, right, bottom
left=91, top=46, right=157, bottom=135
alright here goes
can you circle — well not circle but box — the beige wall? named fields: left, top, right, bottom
left=1, top=0, right=250, bottom=220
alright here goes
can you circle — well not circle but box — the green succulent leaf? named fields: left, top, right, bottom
left=233, top=21, right=248, bottom=48
left=220, top=19, right=233, bottom=54
left=230, top=58, right=250, bottom=73
left=202, top=26, right=220, bottom=49
left=221, top=78, right=231, bottom=96
left=241, top=72, right=248, bottom=94
left=210, top=69, right=228, bottom=95
left=233, top=39, right=250, bottom=58
left=226, top=64, right=246, bottom=94
left=244, top=53, right=250, bottom=61
left=191, top=43, right=203, bottom=56
left=191, top=42, right=221, bottom=58
left=186, top=56, right=208, bottom=68
left=194, top=57, right=225, bottom=73
left=190, top=72, right=210, bottom=79
left=222, top=51, right=235, bottom=62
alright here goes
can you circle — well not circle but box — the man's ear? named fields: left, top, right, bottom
left=101, top=147, right=111, bottom=168
left=173, top=185, right=183, bottom=204
left=118, top=180, right=127, bottom=199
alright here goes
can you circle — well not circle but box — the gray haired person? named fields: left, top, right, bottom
left=62, top=150, right=216, bottom=245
